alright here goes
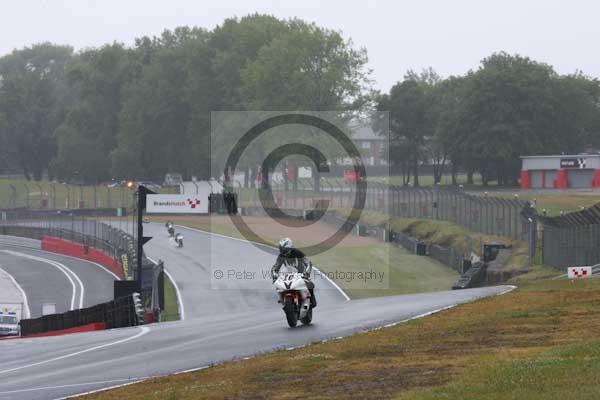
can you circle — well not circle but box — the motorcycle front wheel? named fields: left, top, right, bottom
left=283, top=297, right=298, bottom=328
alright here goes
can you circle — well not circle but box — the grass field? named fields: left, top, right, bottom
left=500, top=192, right=599, bottom=216
left=0, top=177, right=136, bottom=209
left=84, top=271, right=600, bottom=400
left=0, top=177, right=180, bottom=209
left=367, top=172, right=485, bottom=187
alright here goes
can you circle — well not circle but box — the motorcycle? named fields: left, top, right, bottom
left=174, top=233, right=184, bottom=248
left=273, top=267, right=313, bottom=328
left=165, top=221, right=175, bottom=237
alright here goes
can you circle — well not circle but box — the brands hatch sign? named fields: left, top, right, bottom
left=147, top=194, right=208, bottom=214
left=560, top=157, right=586, bottom=169
left=567, top=266, right=592, bottom=279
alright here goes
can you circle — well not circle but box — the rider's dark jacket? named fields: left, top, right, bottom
left=271, top=248, right=313, bottom=280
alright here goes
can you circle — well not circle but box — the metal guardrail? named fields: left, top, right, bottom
left=0, top=209, right=168, bottom=320
left=0, top=213, right=139, bottom=280
left=392, top=230, right=418, bottom=254
left=20, top=293, right=142, bottom=336
left=428, top=243, right=465, bottom=274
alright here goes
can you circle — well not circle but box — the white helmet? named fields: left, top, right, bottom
left=278, top=237, right=293, bottom=256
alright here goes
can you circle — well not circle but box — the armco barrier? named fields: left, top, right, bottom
left=20, top=294, right=139, bottom=336
left=41, top=236, right=124, bottom=279
left=428, top=243, right=465, bottom=273
left=2, top=215, right=167, bottom=319
left=21, top=323, right=106, bottom=338
left=393, top=230, right=418, bottom=254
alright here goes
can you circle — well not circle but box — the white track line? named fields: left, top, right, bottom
left=0, top=265, right=31, bottom=319
left=32, top=249, right=120, bottom=281
left=1, top=250, right=84, bottom=310
left=0, top=235, right=120, bottom=280
left=0, top=377, right=147, bottom=396
left=172, top=224, right=352, bottom=301
left=0, top=326, right=150, bottom=376
left=147, top=256, right=185, bottom=321
left=163, top=269, right=185, bottom=321
left=312, top=267, right=351, bottom=301
left=57, top=378, right=148, bottom=400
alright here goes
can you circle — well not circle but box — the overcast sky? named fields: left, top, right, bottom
left=1, top=0, right=598, bottom=91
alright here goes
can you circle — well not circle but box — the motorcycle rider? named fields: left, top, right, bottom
left=271, top=238, right=317, bottom=308
left=174, top=232, right=184, bottom=247
left=165, top=220, right=175, bottom=237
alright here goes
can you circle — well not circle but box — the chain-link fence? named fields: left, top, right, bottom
left=0, top=180, right=180, bottom=210
left=234, top=179, right=533, bottom=242
left=540, top=204, right=600, bottom=269
left=0, top=210, right=139, bottom=281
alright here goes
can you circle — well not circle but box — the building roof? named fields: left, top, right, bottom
left=520, top=154, right=600, bottom=159
left=350, top=123, right=386, bottom=141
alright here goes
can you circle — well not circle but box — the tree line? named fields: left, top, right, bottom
left=378, top=55, right=600, bottom=186
left=0, top=14, right=599, bottom=186
left=0, top=15, right=369, bottom=183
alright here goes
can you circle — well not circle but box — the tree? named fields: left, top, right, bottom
left=51, top=44, right=133, bottom=183
left=235, top=19, right=371, bottom=188
left=377, top=69, right=439, bottom=186
left=454, top=52, right=600, bottom=185
left=241, top=20, right=370, bottom=111
left=429, top=76, right=471, bottom=185
left=113, top=30, right=206, bottom=180
left=209, top=14, right=289, bottom=110
left=0, top=43, right=72, bottom=179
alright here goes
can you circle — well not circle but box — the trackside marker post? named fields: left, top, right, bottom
left=567, top=266, right=592, bottom=280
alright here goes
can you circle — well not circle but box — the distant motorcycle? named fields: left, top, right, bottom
left=273, top=266, right=313, bottom=328
left=165, top=221, right=175, bottom=237
left=174, top=233, right=184, bottom=248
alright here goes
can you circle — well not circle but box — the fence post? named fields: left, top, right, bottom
left=65, top=184, right=71, bottom=209
left=23, top=183, right=30, bottom=208
left=51, top=184, right=56, bottom=209
left=8, top=184, right=17, bottom=208
left=35, top=183, right=43, bottom=209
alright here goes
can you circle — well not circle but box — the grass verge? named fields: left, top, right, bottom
left=496, top=192, right=599, bottom=216
left=312, top=245, right=458, bottom=299
left=83, top=276, right=600, bottom=400
left=161, top=273, right=180, bottom=321
left=337, top=209, right=531, bottom=271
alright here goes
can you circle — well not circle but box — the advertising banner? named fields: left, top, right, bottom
left=147, top=194, right=209, bottom=214
left=567, top=266, right=592, bottom=279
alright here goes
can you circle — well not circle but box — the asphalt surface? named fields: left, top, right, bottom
left=141, top=222, right=349, bottom=319
left=0, top=226, right=515, bottom=400
left=0, top=236, right=116, bottom=318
